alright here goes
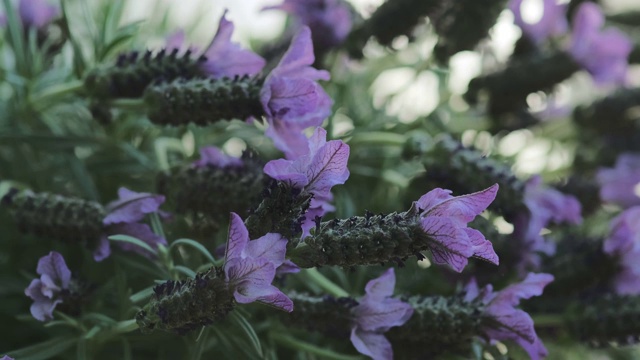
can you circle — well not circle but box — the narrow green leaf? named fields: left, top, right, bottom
left=6, top=337, right=77, bottom=360
left=108, top=235, right=156, bottom=255
left=129, top=286, right=154, bottom=304
left=170, top=238, right=216, bottom=265
left=231, top=312, right=263, bottom=357
left=174, top=265, right=197, bottom=278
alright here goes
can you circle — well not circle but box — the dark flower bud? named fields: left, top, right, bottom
left=136, top=267, right=235, bottom=335
left=143, top=76, right=265, bottom=126
left=84, top=49, right=207, bottom=99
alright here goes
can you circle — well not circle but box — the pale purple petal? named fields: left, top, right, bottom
left=420, top=216, right=476, bottom=272
left=305, top=131, right=350, bottom=195
left=597, top=153, right=640, bottom=208
left=19, top=0, right=59, bottom=29
left=93, top=235, right=112, bottom=262
left=103, top=187, right=166, bottom=225
left=245, top=233, right=287, bottom=267
left=1, top=355, right=15, bottom=360
left=265, top=119, right=312, bottom=159
left=276, top=260, right=301, bottom=275
left=107, top=222, right=167, bottom=258
left=226, top=257, right=275, bottom=286
left=489, top=272, right=554, bottom=307
left=192, top=146, right=243, bottom=168
left=465, top=228, right=500, bottom=265
left=421, top=184, right=498, bottom=225
left=510, top=0, right=568, bottom=43
left=234, top=283, right=294, bottom=312
left=514, top=334, right=549, bottom=360
left=263, top=158, right=310, bottom=188
left=350, top=328, right=393, bottom=360
left=268, top=26, right=330, bottom=81
left=224, top=212, right=250, bottom=262
left=39, top=274, right=60, bottom=298
left=364, top=268, right=396, bottom=301
left=201, top=11, right=265, bottom=77
left=603, top=207, right=640, bottom=294
left=36, top=251, right=71, bottom=288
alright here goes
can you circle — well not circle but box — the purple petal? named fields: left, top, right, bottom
left=244, top=233, right=288, bottom=267
left=465, top=228, right=499, bottom=265
left=39, top=274, right=61, bottom=298
left=364, top=268, right=396, bottom=300
left=19, top=0, right=59, bottom=29
left=93, top=235, right=112, bottom=262
left=36, top=251, right=71, bottom=288
left=201, top=11, right=265, bottom=78
left=107, top=223, right=167, bottom=258
left=25, top=279, right=60, bottom=322
left=234, top=283, right=293, bottom=312
left=305, top=131, right=350, bottom=195
left=103, top=187, right=166, bottom=225
left=269, top=26, right=330, bottom=81
left=225, top=257, right=275, bottom=285
left=597, top=153, right=640, bottom=208
left=485, top=306, right=537, bottom=344
left=420, top=216, right=474, bottom=272
left=510, top=0, right=568, bottom=43
left=421, top=184, right=499, bottom=225
left=192, top=146, right=243, bottom=168
left=276, top=259, right=301, bottom=275
left=514, top=333, right=549, bottom=360
left=261, top=76, right=333, bottom=128
left=353, top=297, right=414, bottom=332
left=490, top=273, right=554, bottom=307
left=225, top=212, right=250, bottom=262
left=265, top=119, right=313, bottom=159
left=350, top=328, right=393, bottom=360
left=263, top=158, right=310, bottom=188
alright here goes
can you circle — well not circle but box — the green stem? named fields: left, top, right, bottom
left=271, top=333, right=363, bottom=360
left=110, top=98, right=147, bottom=112
left=532, top=314, right=564, bottom=327
left=29, top=80, right=84, bottom=106
left=112, top=319, right=139, bottom=334
left=302, top=268, right=349, bottom=298
left=347, top=132, right=406, bottom=147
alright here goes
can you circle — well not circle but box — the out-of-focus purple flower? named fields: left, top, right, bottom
left=350, top=269, right=414, bottom=360
left=603, top=207, right=640, bottom=295
left=597, top=153, right=640, bottom=208
left=509, top=0, right=568, bottom=44
left=513, top=176, right=582, bottom=270
left=260, top=27, right=332, bottom=156
left=192, top=146, right=243, bottom=168
left=224, top=212, right=293, bottom=311
left=164, top=11, right=265, bottom=78
left=264, top=127, right=349, bottom=236
left=24, top=251, right=71, bottom=321
left=264, top=0, right=353, bottom=50
left=568, top=2, right=632, bottom=85
left=1, top=355, right=14, bottom=360
left=19, top=0, right=60, bottom=29
left=465, top=273, right=554, bottom=360
left=415, top=184, right=500, bottom=272
left=95, top=187, right=168, bottom=261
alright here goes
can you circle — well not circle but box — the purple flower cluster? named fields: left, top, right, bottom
left=603, top=207, right=640, bottom=295
left=415, top=184, right=500, bottom=272
left=264, top=0, right=353, bottom=50
left=465, top=273, right=554, bottom=360
left=513, top=176, right=582, bottom=270
left=24, top=251, right=71, bottom=321
left=350, top=269, right=413, bottom=360
left=18, top=0, right=59, bottom=29
left=568, top=3, right=632, bottom=85
left=597, top=153, right=640, bottom=208
left=509, top=0, right=567, bottom=44
left=96, top=187, right=168, bottom=261
left=264, top=127, right=349, bottom=237
left=224, top=213, right=293, bottom=311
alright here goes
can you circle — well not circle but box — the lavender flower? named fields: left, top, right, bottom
left=165, top=11, right=265, bottom=78
left=465, top=273, right=554, bottom=360
left=192, top=146, right=243, bottom=169
left=24, top=252, right=71, bottom=321
left=568, top=3, right=632, bottom=85
left=603, top=207, right=640, bottom=295
left=416, top=184, right=500, bottom=272
left=260, top=27, right=332, bottom=157
left=350, top=269, right=414, bottom=360
left=97, top=187, right=168, bottom=261
left=224, top=212, right=293, bottom=311
left=263, top=127, right=349, bottom=237
left=597, top=153, right=640, bottom=208
left=509, top=0, right=567, bottom=44
left=264, top=0, right=353, bottom=50
left=18, top=0, right=59, bottom=29
left=1, top=356, right=14, bottom=360
left=513, top=176, right=582, bottom=270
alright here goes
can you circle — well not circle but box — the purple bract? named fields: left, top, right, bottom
left=603, top=207, right=640, bottom=295
left=509, top=0, right=568, bottom=44
left=597, top=153, right=640, bottom=208
left=19, top=0, right=59, bottom=29
left=192, top=146, right=243, bottom=169
left=24, top=251, right=71, bottom=321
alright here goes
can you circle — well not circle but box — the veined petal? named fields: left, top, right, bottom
left=350, top=328, right=393, bottom=360
left=420, top=216, right=474, bottom=272
left=244, top=233, right=288, bottom=267
left=36, top=251, right=71, bottom=288
left=225, top=212, right=250, bottom=262
left=103, top=187, right=166, bottom=225
left=364, top=268, right=396, bottom=301
left=422, top=185, right=498, bottom=224
left=234, top=284, right=293, bottom=312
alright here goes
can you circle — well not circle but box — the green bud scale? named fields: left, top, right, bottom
left=136, top=267, right=235, bottom=335
left=84, top=49, right=207, bottom=99
left=388, top=295, right=485, bottom=358
left=421, top=135, right=526, bottom=218
left=143, top=76, right=264, bottom=126
left=2, top=189, right=105, bottom=248
left=156, top=152, right=266, bottom=233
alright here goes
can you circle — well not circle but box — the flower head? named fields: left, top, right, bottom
left=192, top=146, right=243, bottom=169
left=603, top=207, right=640, bottom=295
left=264, top=127, right=349, bottom=236
left=264, top=0, right=353, bottom=50
left=96, top=187, right=168, bottom=261
left=260, top=27, right=332, bottom=156
left=223, top=212, right=293, bottom=311
left=513, top=176, right=582, bottom=270
left=466, top=273, right=554, bottom=360
left=350, top=269, right=414, bottom=360
left=597, top=153, right=640, bottom=208
left=19, top=0, right=60, bottom=29
left=415, top=184, right=500, bottom=272
left=568, top=3, right=632, bottom=85
left=509, top=0, right=568, bottom=43
left=24, top=251, right=71, bottom=321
